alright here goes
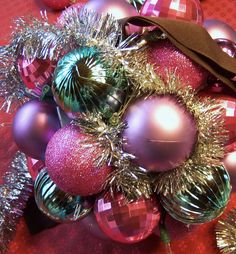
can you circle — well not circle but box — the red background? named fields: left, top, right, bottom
left=0, top=0, right=236, bottom=254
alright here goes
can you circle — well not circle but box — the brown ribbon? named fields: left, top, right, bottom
left=122, top=16, right=236, bottom=91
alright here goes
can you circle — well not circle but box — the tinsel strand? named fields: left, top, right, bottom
left=0, top=152, right=33, bottom=254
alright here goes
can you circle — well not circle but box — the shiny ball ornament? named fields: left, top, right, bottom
left=148, top=40, right=209, bottom=90
left=204, top=19, right=236, bottom=42
left=84, top=0, right=140, bottom=35
left=34, top=169, right=92, bottom=222
left=18, top=57, right=56, bottom=91
left=94, top=192, right=161, bottom=244
left=52, top=46, right=116, bottom=112
left=140, top=0, right=204, bottom=24
left=223, top=151, right=236, bottom=192
left=161, top=166, right=231, bottom=224
left=215, top=38, right=236, bottom=58
left=123, top=95, right=197, bottom=172
left=41, top=0, right=73, bottom=10
left=13, top=100, right=61, bottom=160
left=45, top=125, right=112, bottom=196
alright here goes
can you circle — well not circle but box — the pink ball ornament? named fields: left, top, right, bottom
left=140, top=0, right=204, bottom=25
left=84, top=0, right=140, bottom=35
left=17, top=57, right=56, bottom=93
left=148, top=40, right=209, bottom=90
left=94, top=192, right=161, bottom=244
left=204, top=19, right=236, bottom=42
left=45, top=125, right=112, bottom=196
left=123, top=95, right=197, bottom=172
left=41, top=0, right=73, bottom=11
left=223, top=151, right=236, bottom=192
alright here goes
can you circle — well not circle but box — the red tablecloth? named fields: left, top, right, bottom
left=0, top=1, right=236, bottom=254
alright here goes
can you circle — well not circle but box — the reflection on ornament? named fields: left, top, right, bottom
left=34, top=169, right=93, bottom=222
left=140, top=0, right=204, bottom=24
left=52, top=47, right=117, bottom=112
left=18, top=57, right=56, bottom=92
left=94, top=192, right=161, bottom=243
left=45, top=125, right=112, bottom=196
left=223, top=151, right=236, bottom=192
left=148, top=40, right=209, bottom=90
left=12, top=100, right=61, bottom=160
left=123, top=95, right=197, bottom=172
left=215, top=38, right=236, bottom=58
left=161, top=166, right=231, bottom=224
left=204, top=19, right=236, bottom=42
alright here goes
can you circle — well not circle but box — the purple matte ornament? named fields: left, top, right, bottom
left=204, top=19, right=236, bottom=42
left=12, top=100, right=61, bottom=160
left=123, top=95, right=197, bottom=172
left=84, top=0, right=141, bottom=35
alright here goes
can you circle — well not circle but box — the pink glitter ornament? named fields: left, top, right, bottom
left=140, top=0, right=204, bottom=25
left=45, top=125, right=112, bottom=196
left=123, top=95, right=197, bottom=172
left=18, top=57, right=56, bottom=91
left=94, top=192, right=161, bottom=244
left=148, top=40, right=209, bottom=90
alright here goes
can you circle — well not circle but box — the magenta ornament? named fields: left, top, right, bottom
left=223, top=151, right=236, bottom=192
left=84, top=0, right=140, bottom=35
left=12, top=100, right=61, bottom=160
left=17, top=57, right=56, bottom=92
left=148, top=39, right=209, bottom=90
left=204, top=19, right=236, bottom=42
left=140, top=0, right=204, bottom=25
left=45, top=125, right=112, bottom=196
left=123, top=95, right=197, bottom=172
left=94, top=192, right=160, bottom=244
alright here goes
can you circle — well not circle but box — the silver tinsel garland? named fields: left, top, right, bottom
left=0, top=152, right=33, bottom=254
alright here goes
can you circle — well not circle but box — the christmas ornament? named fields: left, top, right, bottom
left=45, top=125, right=112, bottom=196
left=0, top=152, right=33, bottom=254
left=52, top=46, right=119, bottom=112
left=27, top=157, right=45, bottom=180
left=94, top=192, right=161, bottom=244
left=161, top=166, right=231, bottom=224
left=17, top=57, right=56, bottom=92
left=216, top=209, right=236, bottom=254
left=140, top=0, right=204, bottom=24
left=215, top=38, right=236, bottom=58
left=42, top=0, right=73, bottom=11
left=223, top=151, right=236, bottom=192
left=123, top=95, right=197, bottom=172
left=12, top=100, right=61, bottom=160
left=204, top=19, right=236, bottom=42
left=34, top=169, right=93, bottom=222
left=127, top=0, right=144, bottom=11
left=148, top=39, right=209, bottom=90
left=84, top=0, right=140, bottom=35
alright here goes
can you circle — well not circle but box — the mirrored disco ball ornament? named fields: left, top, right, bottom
left=34, top=169, right=93, bottom=222
left=52, top=46, right=117, bottom=113
left=161, top=166, right=231, bottom=224
left=140, top=0, right=204, bottom=24
left=94, top=192, right=161, bottom=244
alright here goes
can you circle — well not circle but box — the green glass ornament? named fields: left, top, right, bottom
left=52, top=46, right=118, bottom=112
left=127, top=0, right=144, bottom=11
left=160, top=166, right=231, bottom=224
left=34, top=168, right=93, bottom=222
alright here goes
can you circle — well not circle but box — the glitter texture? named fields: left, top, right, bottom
left=94, top=192, right=161, bottom=244
left=148, top=40, right=209, bottom=90
left=45, top=125, right=112, bottom=196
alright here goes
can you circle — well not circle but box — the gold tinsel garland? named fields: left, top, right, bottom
left=216, top=209, right=236, bottom=254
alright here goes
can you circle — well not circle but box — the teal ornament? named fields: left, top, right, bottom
left=34, top=168, right=93, bottom=222
left=127, top=0, right=145, bottom=11
left=161, top=166, right=231, bottom=224
left=52, top=46, right=116, bottom=112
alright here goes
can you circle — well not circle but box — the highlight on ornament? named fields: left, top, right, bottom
left=0, top=0, right=236, bottom=252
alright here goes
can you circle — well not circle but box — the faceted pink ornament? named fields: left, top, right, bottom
left=18, top=57, right=56, bottom=91
left=123, top=95, right=197, bottom=172
left=94, top=192, right=160, bottom=244
left=148, top=40, right=209, bottom=90
left=140, top=0, right=204, bottom=25
left=27, top=157, right=45, bottom=181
